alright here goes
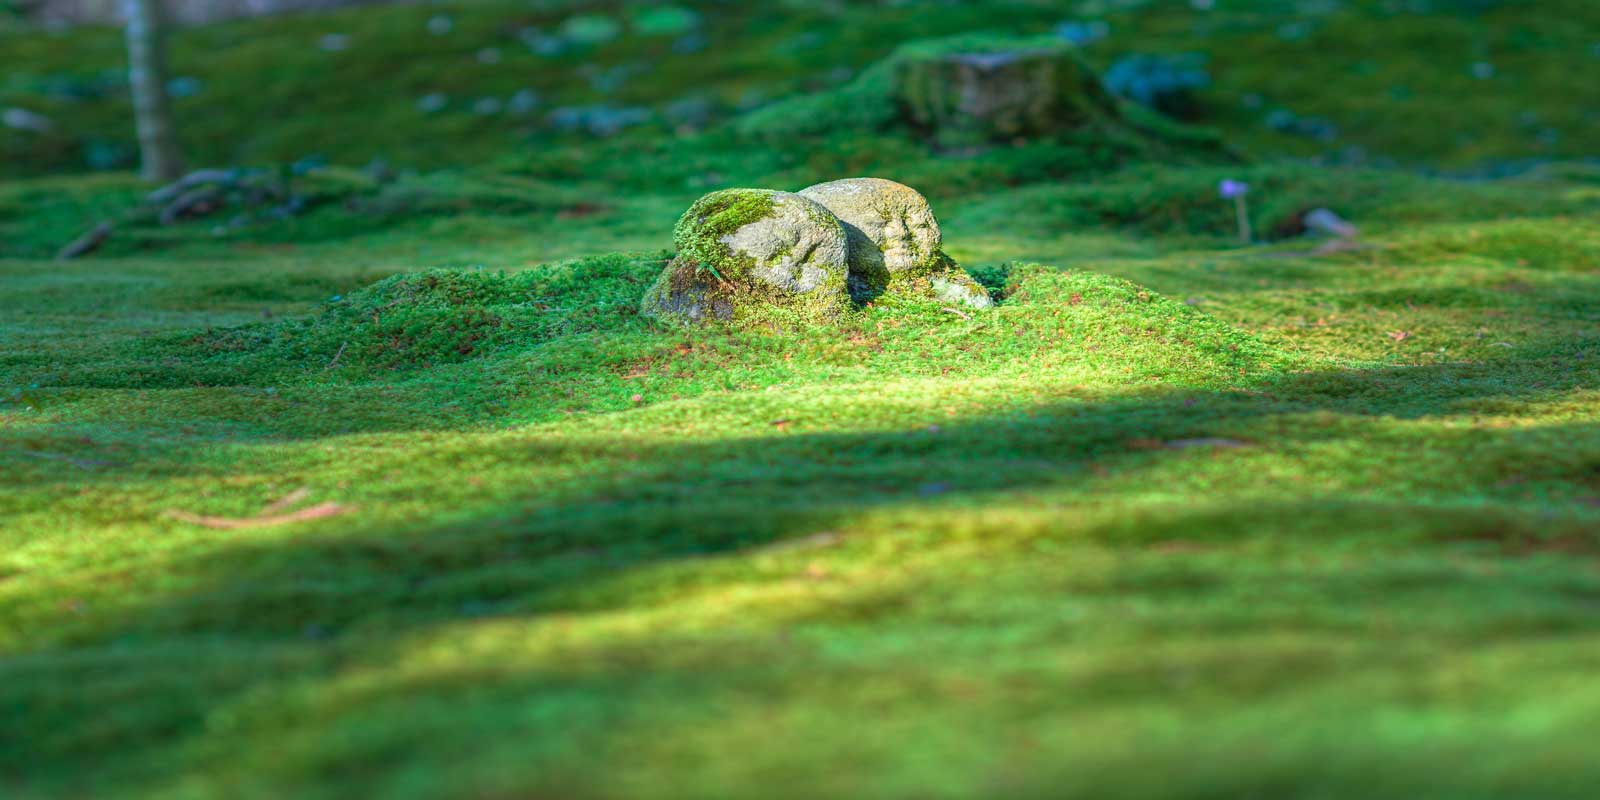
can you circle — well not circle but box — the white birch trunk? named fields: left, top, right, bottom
left=122, top=0, right=184, bottom=182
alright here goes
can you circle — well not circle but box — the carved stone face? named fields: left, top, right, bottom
left=799, top=178, right=943, bottom=276
left=645, top=188, right=851, bottom=324
left=718, top=192, right=849, bottom=294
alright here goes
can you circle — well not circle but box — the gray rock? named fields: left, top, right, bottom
left=799, top=177, right=992, bottom=309
left=2, top=107, right=54, bottom=133
left=507, top=89, right=541, bottom=115
left=1303, top=208, right=1358, bottom=238
left=416, top=93, right=448, bottom=114
left=642, top=189, right=851, bottom=325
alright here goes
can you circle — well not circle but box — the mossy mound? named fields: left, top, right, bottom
left=952, top=163, right=1594, bottom=243
left=737, top=33, right=1229, bottom=163
left=892, top=40, right=1120, bottom=148
left=642, top=188, right=851, bottom=327
left=154, top=252, right=663, bottom=382
left=994, top=264, right=1290, bottom=387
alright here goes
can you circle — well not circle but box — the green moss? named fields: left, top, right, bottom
left=7, top=3, right=1600, bottom=798
left=738, top=31, right=1230, bottom=171
left=670, top=188, right=779, bottom=282
left=640, top=256, right=849, bottom=331
left=5, top=170, right=1600, bottom=796
left=953, top=162, right=1595, bottom=244
left=646, top=188, right=851, bottom=328
left=123, top=252, right=664, bottom=383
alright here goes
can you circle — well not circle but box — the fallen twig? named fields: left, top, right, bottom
left=260, top=487, right=312, bottom=515
left=942, top=307, right=972, bottom=320
left=146, top=168, right=234, bottom=205
left=755, top=531, right=842, bottom=555
left=167, top=487, right=351, bottom=530
left=159, top=185, right=225, bottom=226
left=56, top=222, right=114, bottom=261
left=165, top=501, right=350, bottom=530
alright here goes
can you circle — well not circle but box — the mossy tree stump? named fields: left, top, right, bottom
left=893, top=43, right=1122, bottom=147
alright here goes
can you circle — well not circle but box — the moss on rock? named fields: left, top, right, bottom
left=737, top=33, right=1228, bottom=165
left=643, top=189, right=852, bottom=327
left=893, top=39, right=1120, bottom=148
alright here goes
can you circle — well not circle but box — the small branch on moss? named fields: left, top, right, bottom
left=942, top=307, right=972, bottom=320
left=158, top=185, right=225, bottom=225
left=165, top=501, right=350, bottom=530
left=326, top=341, right=348, bottom=370
left=146, top=168, right=234, bottom=205
left=56, top=222, right=114, bottom=261
left=260, top=487, right=311, bottom=515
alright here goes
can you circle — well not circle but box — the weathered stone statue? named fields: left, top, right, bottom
left=798, top=177, right=992, bottom=309
left=640, top=188, right=851, bottom=325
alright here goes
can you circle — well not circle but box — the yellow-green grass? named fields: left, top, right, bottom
left=5, top=159, right=1600, bottom=797
left=5, top=0, right=1600, bottom=794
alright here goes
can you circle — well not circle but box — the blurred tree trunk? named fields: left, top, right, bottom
left=122, top=0, right=184, bottom=182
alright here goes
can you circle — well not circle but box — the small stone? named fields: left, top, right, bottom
left=1278, top=21, right=1312, bottom=40
left=166, top=76, right=203, bottom=98
left=546, top=105, right=652, bottom=137
left=507, top=89, right=540, bottom=115
left=664, top=96, right=714, bottom=131
left=2, top=107, right=53, bottom=132
left=1266, top=109, right=1298, bottom=130
left=472, top=97, right=502, bottom=116
left=319, top=33, right=350, bottom=52
left=426, top=15, right=453, bottom=36
left=672, top=32, right=708, bottom=54
left=1302, top=208, right=1358, bottom=238
left=416, top=93, right=448, bottom=114
left=476, top=47, right=502, bottom=64
left=1055, top=19, right=1110, bottom=45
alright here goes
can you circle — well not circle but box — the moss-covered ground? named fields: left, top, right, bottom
left=4, top=1, right=1600, bottom=798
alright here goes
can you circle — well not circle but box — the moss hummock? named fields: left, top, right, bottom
left=893, top=39, right=1120, bottom=148
left=738, top=33, right=1228, bottom=165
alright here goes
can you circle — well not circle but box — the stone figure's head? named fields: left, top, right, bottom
left=673, top=188, right=848, bottom=294
left=645, top=188, right=851, bottom=325
left=798, top=178, right=943, bottom=276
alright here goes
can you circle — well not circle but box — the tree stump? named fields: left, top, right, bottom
left=893, top=45, right=1120, bottom=147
